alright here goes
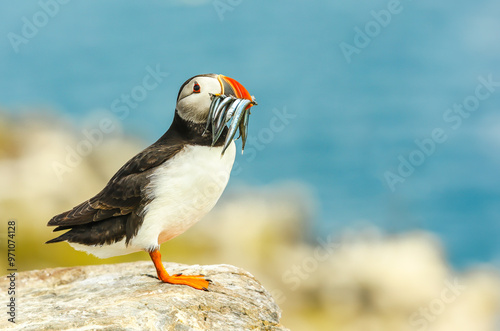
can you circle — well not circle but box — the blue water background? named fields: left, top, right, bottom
left=1, top=0, right=499, bottom=268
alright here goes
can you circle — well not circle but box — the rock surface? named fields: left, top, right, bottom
left=1, top=262, right=287, bottom=330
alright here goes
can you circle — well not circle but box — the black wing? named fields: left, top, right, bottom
left=47, top=141, right=184, bottom=229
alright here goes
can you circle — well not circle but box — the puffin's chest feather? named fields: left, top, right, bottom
left=133, top=143, right=236, bottom=246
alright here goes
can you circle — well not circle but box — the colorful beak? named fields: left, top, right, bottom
left=218, top=75, right=256, bottom=108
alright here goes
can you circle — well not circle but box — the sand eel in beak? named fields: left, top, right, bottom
left=46, top=74, right=257, bottom=291
left=206, top=75, right=256, bottom=155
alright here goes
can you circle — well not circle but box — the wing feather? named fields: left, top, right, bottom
left=47, top=141, right=183, bottom=228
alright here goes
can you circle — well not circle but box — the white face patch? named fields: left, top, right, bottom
left=176, top=76, right=222, bottom=124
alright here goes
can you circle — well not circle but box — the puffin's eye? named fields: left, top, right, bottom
left=193, top=82, right=201, bottom=93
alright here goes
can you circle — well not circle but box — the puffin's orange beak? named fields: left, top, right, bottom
left=218, top=75, right=256, bottom=108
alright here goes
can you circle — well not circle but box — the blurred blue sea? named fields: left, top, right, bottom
left=1, top=0, right=499, bottom=268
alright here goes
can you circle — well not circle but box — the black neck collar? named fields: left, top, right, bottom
left=157, top=112, right=228, bottom=147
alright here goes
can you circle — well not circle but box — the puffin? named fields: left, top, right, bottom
left=46, top=74, right=256, bottom=291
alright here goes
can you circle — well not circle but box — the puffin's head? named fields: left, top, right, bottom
left=176, top=73, right=254, bottom=124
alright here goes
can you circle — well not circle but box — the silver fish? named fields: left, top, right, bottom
left=213, top=98, right=237, bottom=145
left=204, top=94, right=222, bottom=135
left=221, top=99, right=252, bottom=155
left=211, top=96, right=234, bottom=144
left=213, top=96, right=233, bottom=123
left=225, top=98, right=243, bottom=124
left=239, top=108, right=250, bottom=152
left=205, top=93, right=256, bottom=155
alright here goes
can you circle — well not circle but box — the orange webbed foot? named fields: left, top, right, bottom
left=148, top=249, right=211, bottom=291
left=158, top=273, right=211, bottom=291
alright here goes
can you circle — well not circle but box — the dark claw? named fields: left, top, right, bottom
left=202, top=287, right=209, bottom=291
left=206, top=279, right=213, bottom=284
left=174, top=273, right=183, bottom=276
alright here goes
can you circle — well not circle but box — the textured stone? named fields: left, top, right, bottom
left=1, top=262, right=287, bottom=330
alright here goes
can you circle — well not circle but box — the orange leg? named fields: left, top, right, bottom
left=148, top=249, right=210, bottom=291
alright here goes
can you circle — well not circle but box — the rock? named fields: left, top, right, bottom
left=1, top=262, right=287, bottom=330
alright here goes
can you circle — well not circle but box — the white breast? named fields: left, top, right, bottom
left=69, top=142, right=236, bottom=259
left=130, top=142, right=236, bottom=251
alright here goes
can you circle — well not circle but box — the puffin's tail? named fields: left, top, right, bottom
left=45, top=235, right=66, bottom=244
left=45, top=215, right=129, bottom=246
